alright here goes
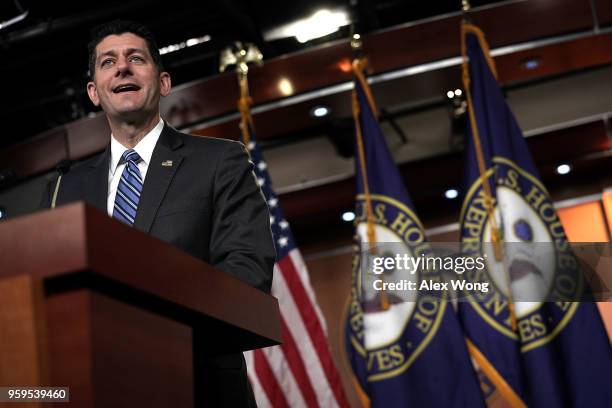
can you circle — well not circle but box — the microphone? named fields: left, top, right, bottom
left=51, top=159, right=72, bottom=209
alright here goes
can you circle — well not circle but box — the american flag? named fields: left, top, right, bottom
left=243, top=135, right=349, bottom=408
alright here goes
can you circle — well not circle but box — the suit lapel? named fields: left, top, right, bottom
left=86, top=146, right=110, bottom=213
left=133, top=125, right=184, bottom=233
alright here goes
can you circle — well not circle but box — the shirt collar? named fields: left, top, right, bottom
left=110, top=118, right=164, bottom=175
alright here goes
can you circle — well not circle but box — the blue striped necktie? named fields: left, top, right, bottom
left=113, top=149, right=143, bottom=226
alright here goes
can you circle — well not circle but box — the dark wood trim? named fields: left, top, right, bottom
left=596, top=0, right=612, bottom=26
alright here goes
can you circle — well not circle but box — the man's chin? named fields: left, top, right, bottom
left=113, top=106, right=150, bottom=122
left=101, top=100, right=158, bottom=124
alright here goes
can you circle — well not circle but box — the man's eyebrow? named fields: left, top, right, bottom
left=96, top=50, right=117, bottom=62
left=124, top=47, right=147, bottom=55
left=96, top=48, right=147, bottom=61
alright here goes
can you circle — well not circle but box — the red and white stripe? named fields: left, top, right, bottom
left=245, top=249, right=349, bottom=408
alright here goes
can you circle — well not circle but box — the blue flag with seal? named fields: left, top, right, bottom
left=344, top=58, right=485, bottom=408
left=458, top=22, right=612, bottom=408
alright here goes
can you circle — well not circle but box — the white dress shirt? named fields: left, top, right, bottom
left=107, top=118, right=164, bottom=216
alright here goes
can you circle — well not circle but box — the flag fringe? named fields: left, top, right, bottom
left=461, top=20, right=518, bottom=332
left=351, top=58, right=390, bottom=311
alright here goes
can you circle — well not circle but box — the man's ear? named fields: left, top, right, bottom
left=159, top=72, right=171, bottom=97
left=86, top=81, right=100, bottom=106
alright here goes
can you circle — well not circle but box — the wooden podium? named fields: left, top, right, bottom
left=0, top=203, right=281, bottom=407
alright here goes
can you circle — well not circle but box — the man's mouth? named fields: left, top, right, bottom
left=112, top=84, right=141, bottom=93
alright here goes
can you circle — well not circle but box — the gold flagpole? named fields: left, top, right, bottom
left=237, top=61, right=253, bottom=144
left=348, top=32, right=374, bottom=408
left=219, top=42, right=263, bottom=143
left=351, top=33, right=389, bottom=312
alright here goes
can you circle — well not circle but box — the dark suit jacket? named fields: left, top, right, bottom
left=42, top=124, right=275, bottom=407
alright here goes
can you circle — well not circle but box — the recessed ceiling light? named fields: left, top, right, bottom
left=159, top=35, right=211, bottom=55
left=445, top=189, right=459, bottom=199
left=311, top=106, right=330, bottom=118
left=556, top=164, right=571, bottom=175
left=264, top=9, right=351, bottom=43
left=295, top=10, right=350, bottom=43
left=522, top=57, right=541, bottom=70
left=342, top=211, right=355, bottom=222
left=278, top=78, right=294, bottom=96
left=337, top=59, right=352, bottom=73
left=446, top=91, right=455, bottom=99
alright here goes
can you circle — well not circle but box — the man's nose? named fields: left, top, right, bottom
left=114, top=57, right=132, bottom=76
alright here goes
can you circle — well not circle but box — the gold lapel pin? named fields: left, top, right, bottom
left=161, top=160, right=173, bottom=167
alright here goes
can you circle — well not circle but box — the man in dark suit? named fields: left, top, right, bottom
left=42, top=20, right=275, bottom=407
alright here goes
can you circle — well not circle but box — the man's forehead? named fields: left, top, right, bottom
left=96, top=33, right=149, bottom=56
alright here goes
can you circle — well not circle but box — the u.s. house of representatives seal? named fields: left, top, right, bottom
left=460, top=157, right=583, bottom=352
left=347, top=194, right=447, bottom=381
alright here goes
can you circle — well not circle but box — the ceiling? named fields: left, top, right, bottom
left=1, top=0, right=611, bottom=246
left=0, top=0, right=503, bottom=149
